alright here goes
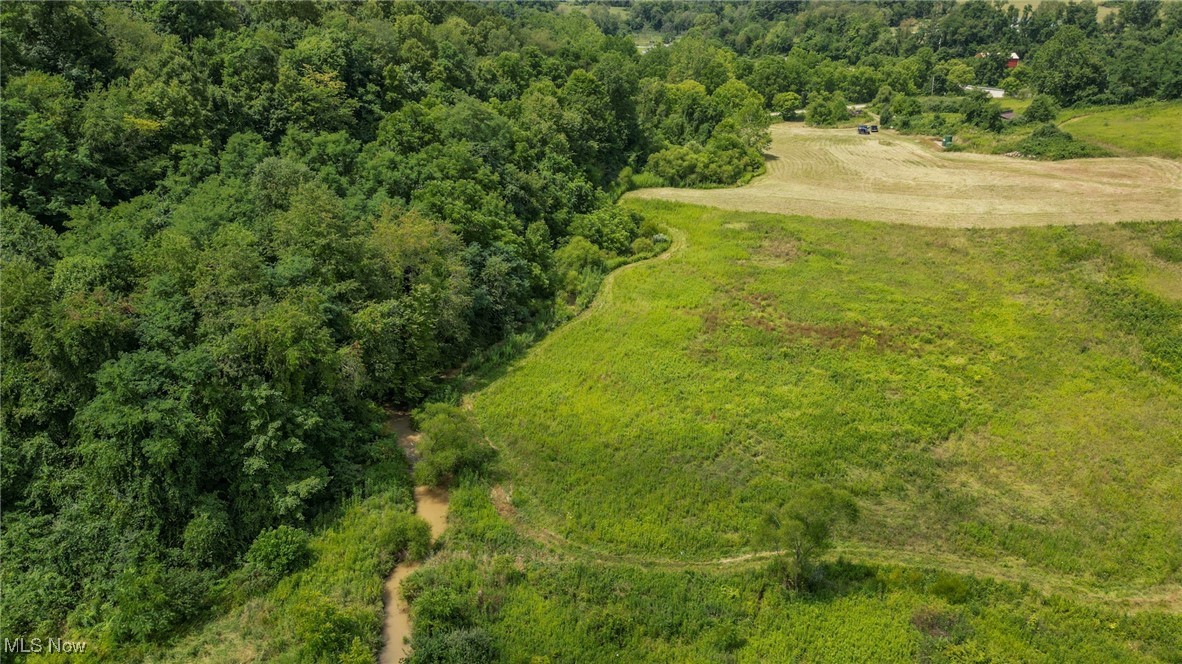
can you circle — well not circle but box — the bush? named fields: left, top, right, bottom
left=1151, top=241, right=1182, bottom=263
left=929, top=573, right=971, bottom=604
left=244, top=525, right=313, bottom=583
left=414, top=403, right=495, bottom=487
left=573, top=266, right=605, bottom=309
left=290, top=591, right=366, bottom=660
left=108, top=564, right=212, bottom=643
left=893, top=94, right=922, bottom=117
left=182, top=498, right=231, bottom=566
left=568, top=207, right=641, bottom=255
left=629, top=171, right=667, bottom=189
left=772, top=92, right=802, bottom=120
left=645, top=144, right=701, bottom=185
left=645, top=140, right=762, bottom=188
left=409, top=627, right=497, bottom=664
left=631, top=237, right=656, bottom=256
left=921, top=96, right=964, bottom=114
left=1024, top=94, right=1060, bottom=122
left=554, top=236, right=605, bottom=294
left=409, top=585, right=474, bottom=637
left=638, top=217, right=663, bottom=238
left=805, top=91, right=850, bottom=127
left=962, top=92, right=1002, bottom=132
left=1015, top=123, right=1108, bottom=159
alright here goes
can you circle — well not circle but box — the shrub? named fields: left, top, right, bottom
left=929, top=573, right=971, bottom=604
left=772, top=92, right=802, bottom=120
left=629, top=171, right=667, bottom=189
left=638, top=217, right=663, bottom=238
left=413, top=403, right=495, bottom=487
left=631, top=237, right=656, bottom=256
left=290, top=591, right=365, bottom=660
left=870, top=84, right=894, bottom=110
left=108, top=564, right=212, bottom=643
left=1015, top=123, right=1108, bottom=159
left=573, top=266, right=605, bottom=309
left=921, top=96, right=964, bottom=114
left=409, top=627, right=497, bottom=664
left=554, top=236, right=605, bottom=294
left=805, top=91, right=850, bottom=127
left=962, top=92, right=1002, bottom=132
left=568, top=207, right=641, bottom=255
left=409, top=586, right=474, bottom=637
left=1024, top=94, right=1060, bottom=122
left=182, top=498, right=231, bottom=566
left=889, top=94, right=922, bottom=118
left=1151, top=241, right=1182, bottom=263
left=244, top=525, right=313, bottom=584
left=645, top=140, right=762, bottom=188
left=645, top=144, right=701, bottom=185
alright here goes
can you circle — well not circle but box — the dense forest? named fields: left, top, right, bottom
left=1, top=0, right=1179, bottom=655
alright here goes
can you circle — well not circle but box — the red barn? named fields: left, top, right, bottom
left=1006, top=52, right=1020, bottom=68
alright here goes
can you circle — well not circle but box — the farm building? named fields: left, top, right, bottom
left=963, top=85, right=1006, bottom=98
left=974, top=51, right=1021, bottom=68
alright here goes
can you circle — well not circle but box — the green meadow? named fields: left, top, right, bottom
left=404, top=482, right=1182, bottom=662
left=472, top=200, right=1182, bottom=600
left=1059, top=101, right=1182, bottom=158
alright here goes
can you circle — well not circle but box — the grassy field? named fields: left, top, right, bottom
left=1059, top=102, right=1182, bottom=159
left=400, top=199, right=1182, bottom=661
left=470, top=200, right=1182, bottom=608
left=402, top=480, right=1181, bottom=662
left=627, top=124, right=1182, bottom=227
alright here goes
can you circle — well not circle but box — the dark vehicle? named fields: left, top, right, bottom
left=857, top=125, right=870, bottom=135
left=870, top=125, right=879, bottom=132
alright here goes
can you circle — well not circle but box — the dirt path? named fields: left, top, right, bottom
left=626, top=123, right=1182, bottom=227
left=379, top=417, right=450, bottom=664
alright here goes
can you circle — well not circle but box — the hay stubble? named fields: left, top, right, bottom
left=628, top=123, right=1182, bottom=227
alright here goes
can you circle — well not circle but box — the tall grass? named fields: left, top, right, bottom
left=1057, top=101, right=1182, bottom=158
left=471, top=200, right=1182, bottom=594
left=405, top=478, right=1182, bottom=662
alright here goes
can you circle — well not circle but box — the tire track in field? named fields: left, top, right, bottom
left=586, top=225, right=687, bottom=315
left=488, top=484, right=1182, bottom=614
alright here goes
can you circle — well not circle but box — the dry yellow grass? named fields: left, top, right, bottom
left=628, top=123, right=1182, bottom=227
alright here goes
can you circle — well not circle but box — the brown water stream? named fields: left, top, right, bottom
left=378, top=417, right=450, bottom=664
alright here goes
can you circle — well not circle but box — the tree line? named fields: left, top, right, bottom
left=621, top=0, right=1181, bottom=107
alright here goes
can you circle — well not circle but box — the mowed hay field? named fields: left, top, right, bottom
left=627, top=123, right=1182, bottom=227
left=471, top=200, right=1182, bottom=610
